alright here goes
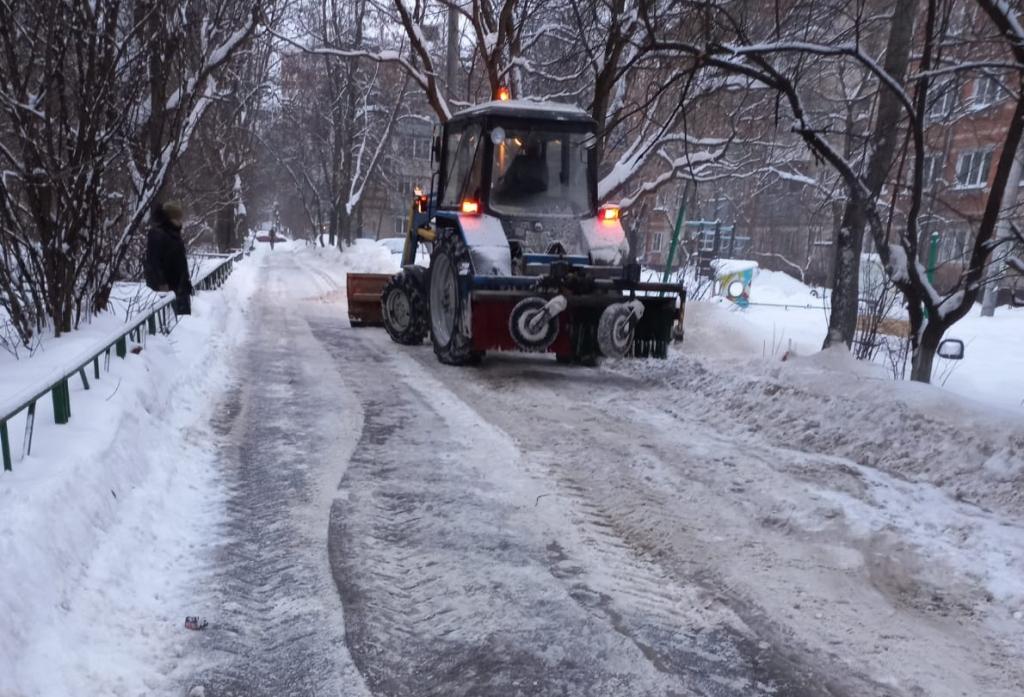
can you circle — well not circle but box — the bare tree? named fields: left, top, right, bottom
left=638, top=0, right=1024, bottom=382
left=182, top=15, right=280, bottom=252
left=0, top=0, right=264, bottom=346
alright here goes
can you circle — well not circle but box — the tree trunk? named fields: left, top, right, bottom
left=328, top=205, right=338, bottom=247
left=910, top=324, right=943, bottom=383
left=338, top=206, right=353, bottom=246
left=825, top=217, right=863, bottom=347
left=446, top=5, right=459, bottom=99
left=981, top=153, right=1023, bottom=315
left=823, top=0, right=916, bottom=349
left=215, top=202, right=235, bottom=252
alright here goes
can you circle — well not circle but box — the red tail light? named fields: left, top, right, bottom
left=497, top=86, right=511, bottom=101
left=599, top=205, right=620, bottom=222
left=461, top=199, right=480, bottom=215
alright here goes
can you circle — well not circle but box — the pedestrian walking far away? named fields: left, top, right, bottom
left=269, top=226, right=277, bottom=251
left=144, top=201, right=193, bottom=315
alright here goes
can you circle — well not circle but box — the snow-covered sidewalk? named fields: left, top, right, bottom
left=0, top=252, right=260, bottom=696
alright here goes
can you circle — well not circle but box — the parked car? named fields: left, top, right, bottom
left=377, top=238, right=405, bottom=256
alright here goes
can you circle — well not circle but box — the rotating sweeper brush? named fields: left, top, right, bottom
left=346, top=98, right=685, bottom=365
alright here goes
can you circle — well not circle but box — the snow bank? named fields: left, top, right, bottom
left=938, top=308, right=1024, bottom=414
left=750, top=268, right=821, bottom=305
left=687, top=295, right=830, bottom=357
left=693, top=267, right=1024, bottom=414
left=288, top=239, right=399, bottom=275
left=0, top=256, right=227, bottom=399
left=0, top=255, right=260, bottom=696
left=643, top=269, right=1024, bottom=520
left=609, top=341, right=1024, bottom=616
left=338, top=239, right=401, bottom=274
left=621, top=310, right=1024, bottom=515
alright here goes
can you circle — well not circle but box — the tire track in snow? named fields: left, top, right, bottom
left=425, top=357, right=1013, bottom=697
left=310, top=321, right=830, bottom=696
left=182, top=259, right=371, bottom=697
left=411, top=357, right=900, bottom=697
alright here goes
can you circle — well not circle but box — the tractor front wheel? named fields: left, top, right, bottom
left=429, top=232, right=481, bottom=365
left=382, top=272, right=428, bottom=345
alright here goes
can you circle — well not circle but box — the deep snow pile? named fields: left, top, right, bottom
left=609, top=280, right=1024, bottom=623
left=0, top=252, right=260, bottom=696
left=667, top=269, right=1024, bottom=514
left=274, top=238, right=402, bottom=280
left=696, top=267, right=1024, bottom=413
left=749, top=268, right=827, bottom=305
left=620, top=338, right=1024, bottom=517
left=336, top=238, right=401, bottom=274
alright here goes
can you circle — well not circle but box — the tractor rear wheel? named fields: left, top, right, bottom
left=429, top=232, right=481, bottom=365
left=382, top=272, right=428, bottom=345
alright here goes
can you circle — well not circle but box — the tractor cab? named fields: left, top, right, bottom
left=348, top=99, right=686, bottom=366
left=432, top=101, right=627, bottom=276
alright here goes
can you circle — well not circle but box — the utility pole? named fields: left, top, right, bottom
left=446, top=4, right=459, bottom=101
left=982, top=153, right=1022, bottom=316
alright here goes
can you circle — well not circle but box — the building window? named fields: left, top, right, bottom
left=921, top=153, right=944, bottom=189
left=395, top=176, right=422, bottom=199
left=393, top=215, right=407, bottom=236
left=927, top=80, right=957, bottom=122
left=938, top=228, right=969, bottom=263
left=651, top=232, right=664, bottom=251
left=414, top=137, right=430, bottom=159
left=955, top=149, right=993, bottom=189
left=399, top=135, right=430, bottom=160
left=656, top=185, right=683, bottom=212
left=972, top=75, right=1002, bottom=109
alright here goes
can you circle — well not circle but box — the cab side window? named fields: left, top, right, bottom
left=440, top=124, right=482, bottom=208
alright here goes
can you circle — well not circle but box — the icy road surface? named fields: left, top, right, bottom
left=183, top=248, right=1023, bottom=697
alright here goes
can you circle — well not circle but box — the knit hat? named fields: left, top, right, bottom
left=163, top=201, right=184, bottom=227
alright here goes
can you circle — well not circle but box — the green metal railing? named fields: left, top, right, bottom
left=0, top=251, right=243, bottom=472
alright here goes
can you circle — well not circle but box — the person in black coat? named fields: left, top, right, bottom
left=145, top=201, right=193, bottom=315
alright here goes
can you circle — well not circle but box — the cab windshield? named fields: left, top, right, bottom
left=489, top=127, right=593, bottom=218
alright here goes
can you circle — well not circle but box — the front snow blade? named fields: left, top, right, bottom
left=346, top=273, right=391, bottom=327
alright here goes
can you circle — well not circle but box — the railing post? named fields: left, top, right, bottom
left=116, top=335, right=127, bottom=358
left=23, top=401, right=36, bottom=457
left=1, top=421, right=11, bottom=472
left=93, top=356, right=100, bottom=380
left=52, top=381, right=70, bottom=425
left=51, top=386, right=61, bottom=425
left=78, top=367, right=90, bottom=390
left=148, top=314, right=157, bottom=335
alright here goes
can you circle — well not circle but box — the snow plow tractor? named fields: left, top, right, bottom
left=346, top=99, right=686, bottom=365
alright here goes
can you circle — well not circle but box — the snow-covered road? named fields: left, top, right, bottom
left=180, top=247, right=1023, bottom=697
